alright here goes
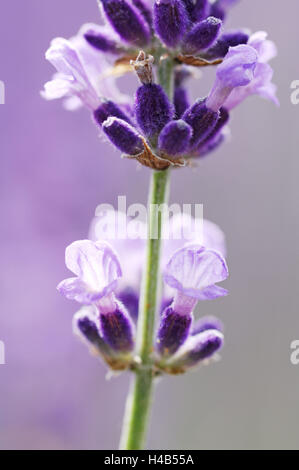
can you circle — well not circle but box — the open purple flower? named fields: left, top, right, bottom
left=156, top=244, right=228, bottom=356
left=58, top=240, right=135, bottom=355
left=223, top=31, right=279, bottom=110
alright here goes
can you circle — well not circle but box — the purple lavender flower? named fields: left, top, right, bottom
left=57, top=240, right=135, bottom=353
left=168, top=329, right=224, bottom=370
left=191, top=0, right=209, bottom=23
left=99, top=0, right=151, bottom=46
left=174, top=68, right=191, bottom=118
left=209, top=0, right=240, bottom=21
left=135, top=83, right=174, bottom=139
left=205, top=44, right=258, bottom=112
left=223, top=32, right=279, bottom=110
left=94, top=100, right=133, bottom=126
left=205, top=30, right=249, bottom=59
left=182, top=98, right=220, bottom=148
left=158, top=120, right=193, bottom=156
left=102, top=117, right=145, bottom=155
left=84, top=28, right=121, bottom=54
left=156, top=244, right=228, bottom=356
left=153, top=0, right=190, bottom=48
left=183, top=16, right=222, bottom=55
left=42, top=31, right=130, bottom=110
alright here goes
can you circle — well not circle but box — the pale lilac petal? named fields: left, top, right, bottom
left=57, top=277, right=104, bottom=304
left=206, top=44, right=258, bottom=111
left=65, top=240, right=122, bottom=298
left=89, top=209, right=146, bottom=291
left=224, top=62, right=279, bottom=109
left=164, top=245, right=228, bottom=299
left=41, top=78, right=72, bottom=100
left=248, top=31, right=277, bottom=63
left=195, top=284, right=228, bottom=300
left=162, top=214, right=226, bottom=265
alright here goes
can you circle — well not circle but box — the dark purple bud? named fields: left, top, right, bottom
left=195, top=106, right=228, bottom=156
left=99, top=305, right=135, bottom=353
left=174, top=67, right=192, bottom=88
left=186, top=330, right=224, bottom=366
left=197, top=131, right=225, bottom=157
left=153, top=0, right=190, bottom=48
left=132, top=0, right=153, bottom=29
left=174, top=68, right=191, bottom=118
left=182, top=98, right=219, bottom=148
left=192, top=0, right=210, bottom=22
left=94, top=100, right=133, bottom=126
left=174, top=87, right=190, bottom=118
left=156, top=306, right=192, bottom=356
left=205, top=30, right=249, bottom=59
left=135, top=83, right=174, bottom=139
left=100, top=0, right=151, bottom=46
left=184, top=16, right=222, bottom=55
left=209, top=3, right=225, bottom=20
left=75, top=313, right=114, bottom=357
left=192, top=316, right=223, bottom=335
left=118, top=288, right=139, bottom=322
left=158, top=120, right=192, bottom=155
left=209, top=0, right=239, bottom=21
left=84, top=32, right=120, bottom=54
left=102, top=117, right=144, bottom=155
left=182, top=0, right=209, bottom=23
left=198, top=106, right=229, bottom=147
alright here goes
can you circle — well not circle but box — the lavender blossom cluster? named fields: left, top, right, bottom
left=58, top=213, right=227, bottom=373
left=42, top=0, right=278, bottom=168
left=45, top=0, right=279, bottom=374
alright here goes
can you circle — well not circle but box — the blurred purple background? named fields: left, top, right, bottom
left=1, top=0, right=299, bottom=449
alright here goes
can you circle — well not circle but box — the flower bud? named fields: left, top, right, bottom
left=182, top=99, right=219, bottom=147
left=99, top=301, right=135, bottom=353
left=206, top=31, right=249, bottom=59
left=192, top=316, right=223, bottom=335
left=153, top=0, right=189, bottom=48
left=174, top=87, right=190, bottom=118
left=84, top=31, right=120, bottom=53
left=102, top=117, right=144, bottom=155
left=118, top=287, right=139, bottom=322
left=135, top=83, right=174, bottom=139
left=174, top=68, right=191, bottom=118
left=184, top=16, right=222, bottom=55
left=197, top=106, right=229, bottom=148
left=99, top=0, right=151, bottom=46
left=156, top=306, right=192, bottom=356
left=94, top=100, right=133, bottom=126
left=169, top=329, right=224, bottom=370
left=158, top=120, right=192, bottom=155
left=184, top=329, right=224, bottom=366
left=132, top=0, right=153, bottom=29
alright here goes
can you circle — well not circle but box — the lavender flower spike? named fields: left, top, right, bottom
left=183, top=17, right=222, bottom=55
left=153, top=0, right=189, bottom=48
left=156, top=245, right=228, bottom=356
left=158, top=120, right=192, bottom=156
left=99, top=0, right=151, bottom=46
left=205, top=44, right=258, bottom=112
left=58, top=240, right=135, bottom=353
left=102, top=117, right=144, bottom=155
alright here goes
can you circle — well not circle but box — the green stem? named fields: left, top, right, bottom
left=119, top=57, right=174, bottom=451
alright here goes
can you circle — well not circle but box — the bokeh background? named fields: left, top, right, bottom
left=1, top=0, right=298, bottom=450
